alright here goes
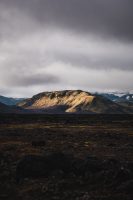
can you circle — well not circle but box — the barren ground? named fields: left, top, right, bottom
left=0, top=114, right=133, bottom=200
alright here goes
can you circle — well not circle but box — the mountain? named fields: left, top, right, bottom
left=18, top=90, right=132, bottom=114
left=97, top=92, right=133, bottom=103
left=96, top=92, right=133, bottom=111
left=115, top=94, right=133, bottom=109
left=0, top=95, right=25, bottom=106
left=0, top=102, right=11, bottom=113
left=0, top=102, right=24, bottom=113
left=115, top=94, right=133, bottom=103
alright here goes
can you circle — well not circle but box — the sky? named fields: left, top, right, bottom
left=0, top=0, right=133, bottom=97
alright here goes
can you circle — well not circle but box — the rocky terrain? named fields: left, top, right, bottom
left=0, top=114, right=133, bottom=200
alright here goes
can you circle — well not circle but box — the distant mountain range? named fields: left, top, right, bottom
left=0, top=95, right=25, bottom=106
left=95, top=92, right=133, bottom=109
left=96, top=92, right=133, bottom=103
left=0, top=90, right=133, bottom=114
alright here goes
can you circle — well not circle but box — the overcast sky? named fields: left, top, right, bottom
left=0, top=0, right=133, bottom=97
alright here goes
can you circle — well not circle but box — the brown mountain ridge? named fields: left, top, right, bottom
left=18, top=90, right=132, bottom=114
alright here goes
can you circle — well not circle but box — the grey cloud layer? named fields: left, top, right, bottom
left=0, top=0, right=133, bottom=96
left=1, top=0, right=133, bottom=41
left=4, top=73, right=59, bottom=87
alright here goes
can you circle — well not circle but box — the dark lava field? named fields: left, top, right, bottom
left=0, top=114, right=133, bottom=200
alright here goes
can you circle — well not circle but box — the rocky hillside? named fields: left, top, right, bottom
left=18, top=90, right=131, bottom=114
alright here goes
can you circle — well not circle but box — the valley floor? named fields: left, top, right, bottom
left=0, top=114, right=133, bottom=200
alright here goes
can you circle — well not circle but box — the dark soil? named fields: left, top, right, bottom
left=0, top=114, right=133, bottom=200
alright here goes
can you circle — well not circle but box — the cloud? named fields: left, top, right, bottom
left=51, top=35, right=133, bottom=70
left=4, top=73, right=59, bottom=87
left=0, top=0, right=133, bottom=97
left=1, top=0, right=133, bottom=41
left=43, top=62, right=133, bottom=92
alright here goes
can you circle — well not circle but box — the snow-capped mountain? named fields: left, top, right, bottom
left=95, top=92, right=133, bottom=103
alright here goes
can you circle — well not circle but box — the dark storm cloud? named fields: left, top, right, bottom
left=1, top=0, right=133, bottom=41
left=5, top=73, right=59, bottom=87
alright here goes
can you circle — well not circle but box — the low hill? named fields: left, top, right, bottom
left=0, top=102, right=26, bottom=113
left=0, top=95, right=25, bottom=106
